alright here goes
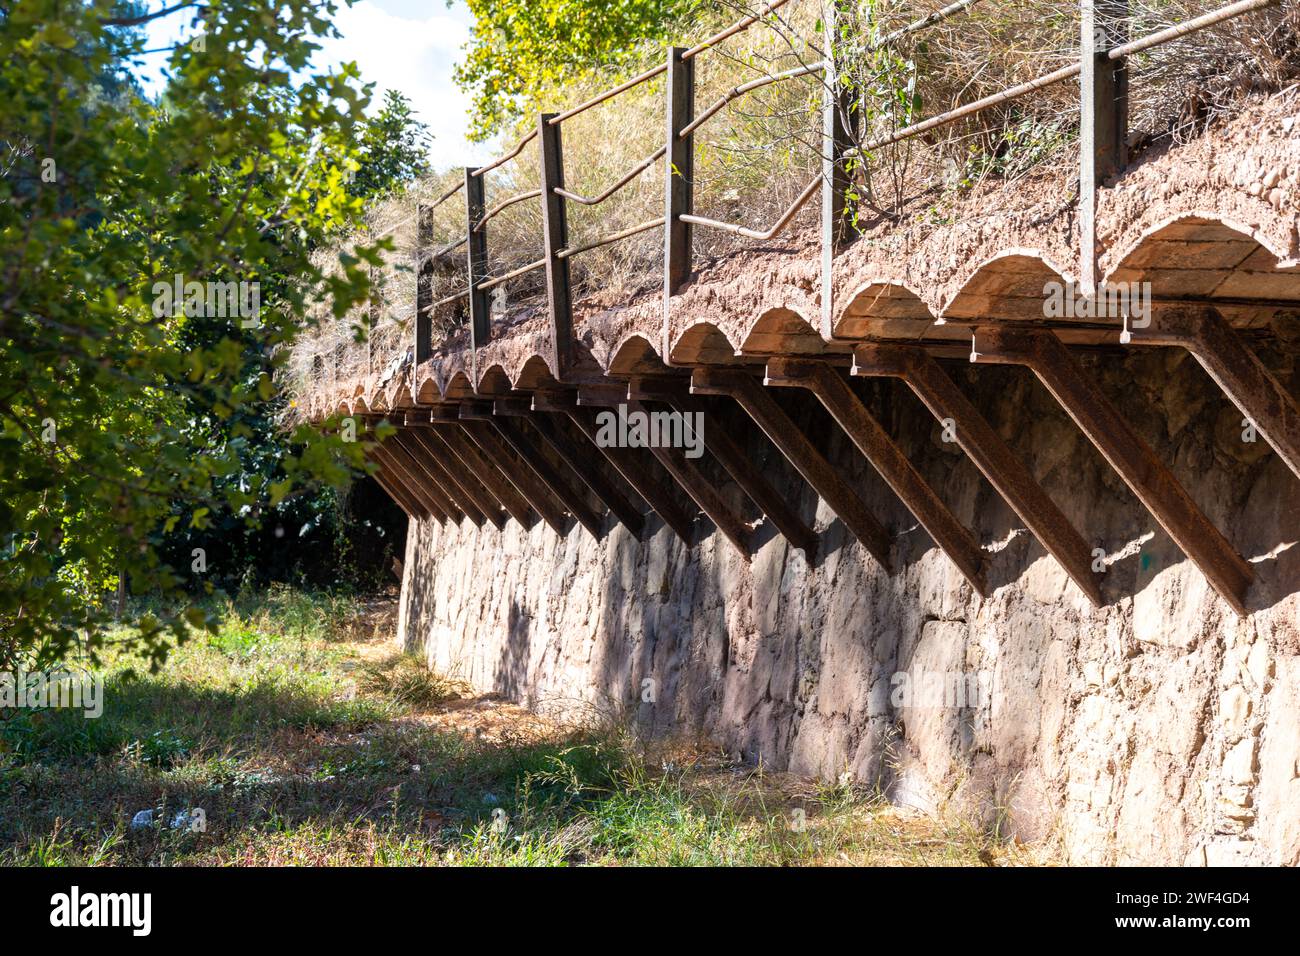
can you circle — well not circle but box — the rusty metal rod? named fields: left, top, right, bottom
left=477, top=257, right=546, bottom=292
left=472, top=189, right=542, bottom=233
left=680, top=61, right=824, bottom=140
left=679, top=174, right=819, bottom=240
left=554, top=146, right=666, bottom=206
left=1108, top=0, right=1278, bottom=59
left=848, top=0, right=1275, bottom=161
left=557, top=217, right=665, bottom=259
left=682, top=0, right=797, bottom=59
left=548, top=63, right=669, bottom=126
left=471, top=128, right=539, bottom=179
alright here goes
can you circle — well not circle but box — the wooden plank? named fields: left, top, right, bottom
left=690, top=366, right=892, bottom=568
left=628, top=376, right=818, bottom=556
left=389, top=430, right=486, bottom=526
left=538, top=113, right=574, bottom=375
left=766, top=358, right=986, bottom=595
left=975, top=325, right=1253, bottom=615
left=498, top=400, right=647, bottom=535
left=853, top=343, right=1104, bottom=606
left=427, top=421, right=533, bottom=527
left=375, top=439, right=464, bottom=524
left=366, top=451, right=427, bottom=520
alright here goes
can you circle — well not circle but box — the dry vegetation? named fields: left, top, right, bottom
left=281, top=0, right=1300, bottom=414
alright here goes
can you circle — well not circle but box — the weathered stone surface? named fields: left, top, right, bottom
left=399, top=354, right=1299, bottom=866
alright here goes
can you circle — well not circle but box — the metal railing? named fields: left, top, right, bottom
left=409, top=0, right=1280, bottom=376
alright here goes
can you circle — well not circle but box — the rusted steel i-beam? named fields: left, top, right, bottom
left=973, top=325, right=1254, bottom=615
left=458, top=418, right=571, bottom=536
left=374, top=439, right=463, bottom=524
left=627, top=376, right=819, bottom=557
left=1124, top=305, right=1300, bottom=482
left=852, top=343, right=1104, bottom=606
left=401, top=422, right=507, bottom=530
left=366, top=450, right=427, bottom=520
left=690, top=366, right=892, bottom=568
left=622, top=397, right=753, bottom=559
left=765, top=357, right=987, bottom=595
left=461, top=402, right=605, bottom=539
left=389, top=429, right=485, bottom=526
left=533, top=390, right=696, bottom=544
left=422, top=413, right=535, bottom=527
left=497, top=399, right=647, bottom=535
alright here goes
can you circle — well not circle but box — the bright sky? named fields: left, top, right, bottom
left=134, top=0, right=496, bottom=172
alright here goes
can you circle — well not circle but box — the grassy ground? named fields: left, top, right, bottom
left=0, top=589, right=1054, bottom=866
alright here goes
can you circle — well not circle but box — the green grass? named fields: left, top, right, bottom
left=0, top=588, right=1051, bottom=867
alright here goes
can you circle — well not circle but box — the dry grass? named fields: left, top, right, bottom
left=281, top=0, right=1300, bottom=416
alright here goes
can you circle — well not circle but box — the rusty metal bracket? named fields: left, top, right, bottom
left=401, top=424, right=506, bottom=530
left=497, top=399, right=647, bottom=535
left=765, top=357, right=986, bottom=595
left=973, top=325, right=1253, bottom=615
left=690, top=366, right=892, bottom=568
left=1123, top=305, right=1300, bottom=482
left=628, top=376, right=818, bottom=557
left=366, top=449, right=428, bottom=520
left=533, top=389, right=696, bottom=544
left=378, top=431, right=466, bottom=522
left=459, top=418, right=571, bottom=536
left=624, top=398, right=752, bottom=559
left=461, top=404, right=605, bottom=539
left=423, top=416, right=535, bottom=528
left=852, top=343, right=1104, bottom=606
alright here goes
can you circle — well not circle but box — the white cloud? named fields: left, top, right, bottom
left=134, top=0, right=494, bottom=172
left=313, top=0, right=496, bottom=171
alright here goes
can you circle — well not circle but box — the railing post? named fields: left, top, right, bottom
left=821, top=0, right=856, bottom=338
left=464, top=167, right=491, bottom=370
left=538, top=113, right=574, bottom=376
left=663, top=46, right=694, bottom=355
left=1080, top=0, right=1128, bottom=296
left=415, top=203, right=432, bottom=365
left=367, top=262, right=378, bottom=376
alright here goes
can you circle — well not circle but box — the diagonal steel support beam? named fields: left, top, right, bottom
left=459, top=418, right=570, bottom=536
left=401, top=423, right=505, bottom=530
left=374, top=438, right=464, bottom=524
left=461, top=403, right=604, bottom=540
left=496, top=399, right=647, bottom=536
left=690, top=366, right=892, bottom=569
left=1124, top=305, right=1300, bottom=482
left=973, top=325, right=1253, bottom=615
left=766, top=358, right=986, bottom=595
left=623, top=398, right=752, bottom=559
left=422, top=413, right=534, bottom=528
left=533, top=390, right=695, bottom=544
left=366, top=450, right=428, bottom=520
left=852, top=343, right=1104, bottom=607
left=627, top=376, right=818, bottom=558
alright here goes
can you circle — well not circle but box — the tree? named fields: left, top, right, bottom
left=454, top=0, right=697, bottom=140
left=0, top=0, right=388, bottom=670
left=349, top=89, right=432, bottom=201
